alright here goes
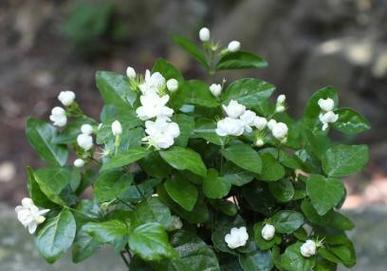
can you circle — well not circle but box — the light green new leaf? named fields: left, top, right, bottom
left=128, top=222, right=177, bottom=261
left=172, top=35, right=208, bottom=68
left=222, top=78, right=275, bottom=108
left=96, top=71, right=137, bottom=107
left=306, top=175, right=345, bottom=215
left=271, top=210, right=304, bottom=234
left=35, top=209, right=76, bottom=263
left=221, top=143, right=262, bottom=174
left=332, top=108, right=370, bottom=135
left=101, top=147, right=150, bottom=172
left=216, top=51, right=267, bottom=70
left=160, top=146, right=207, bottom=177
left=321, top=144, right=369, bottom=177
left=26, top=118, right=68, bottom=166
left=203, top=169, right=231, bottom=199
left=164, top=177, right=198, bottom=211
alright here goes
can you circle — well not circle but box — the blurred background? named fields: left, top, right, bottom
left=0, top=0, right=386, bottom=270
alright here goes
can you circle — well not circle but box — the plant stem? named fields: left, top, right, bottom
left=120, top=251, right=130, bottom=268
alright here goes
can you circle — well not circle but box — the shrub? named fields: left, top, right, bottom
left=19, top=27, right=370, bottom=270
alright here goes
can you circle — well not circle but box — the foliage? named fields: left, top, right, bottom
left=24, top=29, right=370, bottom=271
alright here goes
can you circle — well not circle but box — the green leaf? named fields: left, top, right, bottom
left=223, top=162, right=255, bottom=186
left=128, top=222, right=177, bottom=261
left=319, top=235, right=356, bottom=268
left=306, top=175, right=345, bottom=215
left=26, top=118, right=68, bottom=166
left=253, top=222, right=281, bottom=250
left=278, top=242, right=316, bottom=271
left=96, top=71, right=137, bottom=107
left=242, top=182, right=276, bottom=216
left=221, top=143, right=262, bottom=174
left=172, top=80, right=219, bottom=109
left=121, top=179, right=161, bottom=203
left=139, top=152, right=172, bottom=178
left=332, top=108, right=370, bottom=135
left=203, top=169, right=231, bottom=199
left=95, top=170, right=133, bottom=203
left=216, top=51, right=267, bottom=70
left=172, top=35, right=208, bottom=68
left=34, top=167, right=77, bottom=206
left=160, top=146, right=207, bottom=177
left=152, top=58, right=184, bottom=83
left=167, top=231, right=221, bottom=271
left=101, top=147, right=150, bottom=172
left=35, top=209, right=76, bottom=263
left=321, top=144, right=369, bottom=177
left=222, top=78, right=275, bottom=109
left=164, top=177, right=198, bottom=211
left=301, top=200, right=354, bottom=231
left=271, top=210, right=304, bottom=234
left=173, top=114, right=195, bottom=147
left=304, top=129, right=331, bottom=160
left=131, top=197, right=172, bottom=229
left=304, top=87, right=338, bottom=121
left=53, top=116, right=96, bottom=144
left=26, top=166, right=54, bottom=208
left=211, top=215, right=245, bottom=255
left=239, top=249, right=273, bottom=271
left=257, top=153, right=285, bottom=181
left=192, top=118, right=225, bottom=146
left=268, top=178, right=295, bottom=202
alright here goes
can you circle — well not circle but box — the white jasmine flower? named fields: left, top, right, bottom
left=15, top=198, right=49, bottom=234
left=222, top=100, right=246, bottom=118
left=318, top=98, right=335, bottom=112
left=275, top=94, right=286, bottom=113
left=111, top=120, right=122, bottom=136
left=199, top=27, right=210, bottom=42
left=224, top=226, right=249, bottom=249
left=81, top=124, right=93, bottom=135
left=261, top=224, right=275, bottom=241
left=139, top=70, right=166, bottom=95
left=227, top=40, right=241, bottom=53
left=254, top=116, right=268, bottom=130
left=319, top=111, right=339, bottom=131
left=58, top=91, right=75, bottom=106
left=216, top=117, right=245, bottom=137
left=166, top=79, right=179, bottom=92
left=272, top=122, right=288, bottom=141
left=267, top=119, right=277, bottom=130
left=239, top=110, right=257, bottom=133
left=300, top=240, right=317, bottom=257
left=49, top=106, right=67, bottom=127
left=77, top=133, right=93, bottom=151
left=143, top=117, right=180, bottom=149
left=73, top=158, right=85, bottom=168
left=136, top=93, right=174, bottom=120
left=209, top=83, right=222, bottom=97
left=126, top=66, right=136, bottom=80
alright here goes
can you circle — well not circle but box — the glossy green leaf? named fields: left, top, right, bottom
left=173, top=114, right=195, bottom=147
left=26, top=118, right=68, bottom=166
left=128, top=222, right=177, bottom=261
left=271, top=210, right=304, bottom=234
left=269, top=178, right=295, bottom=202
left=221, top=143, right=262, bottom=174
left=306, top=175, right=345, bottom=215
left=172, top=35, right=208, bottom=68
left=26, top=166, right=54, bottom=208
left=152, top=58, right=184, bottom=83
left=332, top=108, right=370, bottom=135
left=36, top=209, right=76, bottom=263
left=239, top=249, right=273, bottom=271
left=216, top=51, right=267, bottom=70
left=160, top=146, right=207, bottom=177
left=203, top=169, right=231, bottom=199
left=95, top=170, right=133, bottom=203
left=278, top=242, right=316, bottom=271
left=164, top=177, right=198, bottom=211
left=101, top=147, right=151, bottom=172
left=172, top=80, right=219, bottom=109
left=257, top=153, right=285, bottom=181
left=192, top=118, right=225, bottom=146
left=321, top=144, right=369, bottom=177
left=131, top=197, right=172, bottom=229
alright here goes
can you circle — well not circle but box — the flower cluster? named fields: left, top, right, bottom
left=318, top=98, right=338, bottom=131
left=77, top=124, right=94, bottom=151
left=49, top=90, right=76, bottom=127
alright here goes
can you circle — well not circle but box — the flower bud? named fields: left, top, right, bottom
left=58, top=91, right=75, bottom=106
left=35, top=216, right=46, bottom=224
left=267, top=119, right=277, bottom=130
left=261, top=224, right=275, bottom=241
left=209, top=83, right=222, bottom=97
left=77, top=133, right=93, bottom=151
left=73, top=158, right=85, bottom=168
left=228, top=40, right=241, bottom=52
left=318, top=98, right=335, bottom=112
left=272, top=122, right=288, bottom=141
left=255, top=138, right=264, bottom=147
left=126, top=66, right=136, bottom=80
left=222, top=100, right=246, bottom=118
left=166, top=79, right=179, bottom=92
left=81, top=124, right=93, bottom=135
left=300, top=240, right=317, bottom=257
left=277, top=94, right=286, bottom=104
left=49, top=107, right=67, bottom=127
left=254, top=116, right=267, bottom=130
left=112, top=120, right=122, bottom=136
left=199, top=27, right=210, bottom=42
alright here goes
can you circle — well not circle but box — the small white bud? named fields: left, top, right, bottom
left=77, top=133, right=93, bottom=151
left=166, top=79, right=179, bottom=92
left=272, top=122, right=288, bottom=141
left=300, top=240, right=317, bottom=258
left=277, top=94, right=286, bottom=104
left=209, top=83, right=222, bottom=97
left=275, top=105, right=286, bottom=113
left=228, top=40, right=241, bottom=52
left=318, top=98, right=335, bottom=112
left=267, top=119, right=277, bottom=131
left=199, top=27, right=210, bottom=42
left=126, top=66, right=136, bottom=80
left=80, top=124, right=93, bottom=135
left=73, top=158, right=85, bottom=168
left=255, top=138, right=265, bottom=147
left=275, top=94, right=286, bottom=113
left=261, top=224, right=276, bottom=241
left=49, top=107, right=67, bottom=127
left=58, top=91, right=75, bottom=106
left=112, top=120, right=122, bottom=136
left=253, top=116, right=267, bottom=130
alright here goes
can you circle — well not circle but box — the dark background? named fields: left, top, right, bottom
left=0, top=0, right=386, bottom=208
